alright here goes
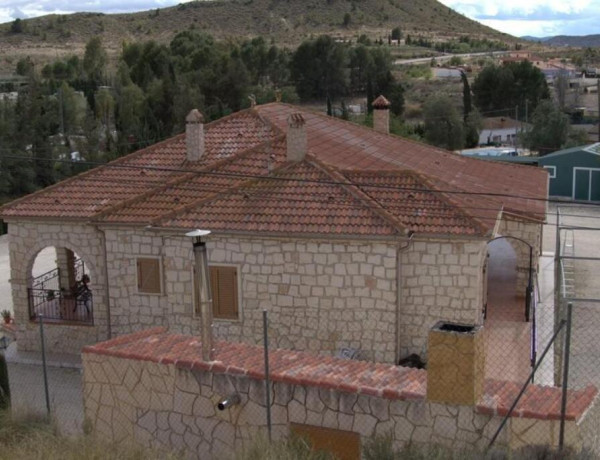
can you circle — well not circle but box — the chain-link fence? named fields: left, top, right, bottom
left=1, top=317, right=84, bottom=435
left=485, top=203, right=600, bottom=451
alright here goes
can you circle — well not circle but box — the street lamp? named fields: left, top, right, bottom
left=186, top=229, right=214, bottom=361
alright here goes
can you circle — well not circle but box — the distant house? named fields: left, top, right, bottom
left=538, top=143, right=600, bottom=201
left=479, top=117, right=529, bottom=146
left=0, top=97, right=547, bottom=364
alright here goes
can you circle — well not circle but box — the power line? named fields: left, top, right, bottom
left=0, top=152, right=553, bottom=205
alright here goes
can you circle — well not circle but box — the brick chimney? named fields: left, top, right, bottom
left=186, top=109, right=205, bottom=162
left=372, top=95, right=391, bottom=135
left=287, top=113, right=307, bottom=162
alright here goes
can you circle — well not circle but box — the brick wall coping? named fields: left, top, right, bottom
left=477, top=379, right=598, bottom=422
left=82, top=328, right=598, bottom=421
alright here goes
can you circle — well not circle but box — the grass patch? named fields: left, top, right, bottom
left=0, top=410, right=182, bottom=460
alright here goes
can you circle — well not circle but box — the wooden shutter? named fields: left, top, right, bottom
left=137, top=258, right=161, bottom=294
left=290, top=423, right=360, bottom=460
left=210, top=266, right=238, bottom=319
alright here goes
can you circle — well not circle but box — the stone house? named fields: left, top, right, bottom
left=1, top=97, right=548, bottom=363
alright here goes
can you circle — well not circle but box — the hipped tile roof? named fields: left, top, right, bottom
left=84, top=328, right=598, bottom=422
left=1, top=103, right=547, bottom=237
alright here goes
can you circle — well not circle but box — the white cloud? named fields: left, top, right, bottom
left=438, top=0, right=599, bottom=36
left=0, top=0, right=196, bottom=24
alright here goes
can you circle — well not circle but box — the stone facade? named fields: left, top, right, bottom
left=105, top=231, right=488, bottom=363
left=7, top=220, right=109, bottom=353
left=82, top=350, right=600, bottom=459
left=398, top=239, right=487, bottom=359
left=8, top=219, right=493, bottom=361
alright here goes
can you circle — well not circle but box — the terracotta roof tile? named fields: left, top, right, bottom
left=84, top=329, right=597, bottom=422
left=1, top=103, right=547, bottom=237
left=255, top=103, right=547, bottom=221
left=159, top=159, right=402, bottom=236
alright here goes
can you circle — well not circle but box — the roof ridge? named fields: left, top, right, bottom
left=403, top=170, right=491, bottom=236
left=96, top=133, right=286, bottom=222
left=307, top=155, right=407, bottom=236
left=0, top=133, right=182, bottom=217
left=258, top=102, right=544, bottom=174
left=345, top=168, right=491, bottom=236
left=1, top=107, right=278, bottom=219
left=151, top=146, right=294, bottom=227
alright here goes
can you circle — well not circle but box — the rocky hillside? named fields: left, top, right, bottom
left=0, top=0, right=513, bottom=64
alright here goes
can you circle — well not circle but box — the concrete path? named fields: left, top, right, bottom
left=484, top=238, right=532, bottom=383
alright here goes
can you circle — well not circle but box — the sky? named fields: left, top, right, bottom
left=0, top=0, right=598, bottom=38
left=437, top=0, right=600, bottom=37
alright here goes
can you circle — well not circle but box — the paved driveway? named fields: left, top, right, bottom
left=6, top=361, right=84, bottom=434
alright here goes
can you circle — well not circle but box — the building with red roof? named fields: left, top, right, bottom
left=1, top=99, right=548, bottom=363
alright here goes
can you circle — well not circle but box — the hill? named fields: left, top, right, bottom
left=0, top=0, right=514, bottom=65
left=522, top=34, right=600, bottom=48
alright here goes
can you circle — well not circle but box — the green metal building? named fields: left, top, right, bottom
left=538, top=143, right=600, bottom=201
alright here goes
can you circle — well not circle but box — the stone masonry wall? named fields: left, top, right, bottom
left=82, top=352, right=507, bottom=459
left=104, top=230, right=488, bottom=364
left=398, top=239, right=487, bottom=359
left=497, top=217, right=543, bottom=293
left=104, top=229, right=170, bottom=334
left=161, top=235, right=399, bottom=363
left=7, top=221, right=108, bottom=353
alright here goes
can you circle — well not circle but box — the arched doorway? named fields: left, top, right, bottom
left=28, top=246, right=93, bottom=324
left=484, top=236, right=534, bottom=382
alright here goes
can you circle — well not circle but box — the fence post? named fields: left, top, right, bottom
left=262, top=310, right=272, bottom=441
left=39, top=315, right=50, bottom=417
left=559, top=302, right=573, bottom=450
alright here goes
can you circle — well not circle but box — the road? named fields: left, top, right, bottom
left=394, top=50, right=509, bottom=66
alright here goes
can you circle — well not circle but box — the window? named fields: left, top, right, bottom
left=544, top=166, right=556, bottom=179
left=136, top=257, right=162, bottom=294
left=194, top=265, right=239, bottom=320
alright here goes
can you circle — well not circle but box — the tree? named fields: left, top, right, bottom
left=461, top=71, right=472, bottom=122
left=423, top=94, right=464, bottom=150
left=343, top=13, right=351, bottom=27
left=291, top=36, right=348, bottom=101
left=464, top=108, right=482, bottom=148
left=523, top=99, right=570, bottom=155
left=10, top=18, right=23, bottom=34
left=391, top=27, right=402, bottom=41
left=83, top=37, right=108, bottom=84
left=473, top=61, right=549, bottom=119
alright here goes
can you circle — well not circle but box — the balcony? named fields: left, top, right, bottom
left=27, top=259, right=93, bottom=325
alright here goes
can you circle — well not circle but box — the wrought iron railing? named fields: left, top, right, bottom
left=31, top=258, right=85, bottom=291
left=28, top=287, right=93, bottom=325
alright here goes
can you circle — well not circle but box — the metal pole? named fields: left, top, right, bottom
left=526, top=245, right=533, bottom=322
left=488, top=319, right=566, bottom=448
left=39, top=315, right=50, bottom=417
left=559, top=302, right=573, bottom=450
left=262, top=310, right=272, bottom=442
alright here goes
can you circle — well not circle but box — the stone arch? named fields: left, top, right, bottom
left=486, top=237, right=518, bottom=321
left=23, top=239, right=98, bottom=289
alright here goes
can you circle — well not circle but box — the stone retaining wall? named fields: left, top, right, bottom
left=82, top=352, right=506, bottom=459
left=82, top=346, right=600, bottom=459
